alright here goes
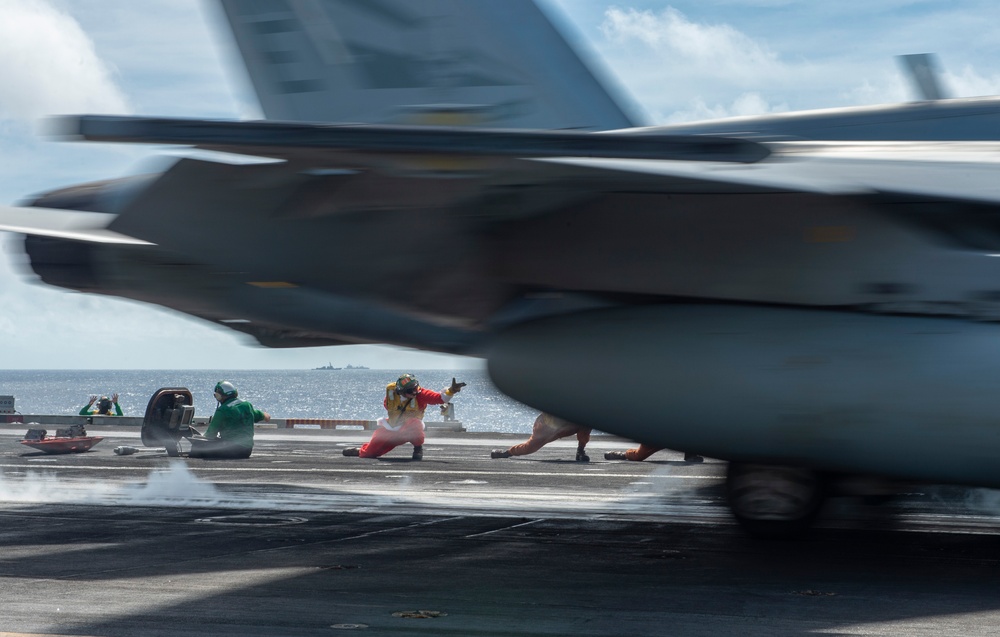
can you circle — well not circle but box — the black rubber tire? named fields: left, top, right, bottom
left=725, top=462, right=826, bottom=539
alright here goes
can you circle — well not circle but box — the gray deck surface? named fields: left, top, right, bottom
left=0, top=425, right=998, bottom=636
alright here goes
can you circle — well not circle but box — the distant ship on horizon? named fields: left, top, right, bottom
left=312, top=363, right=369, bottom=370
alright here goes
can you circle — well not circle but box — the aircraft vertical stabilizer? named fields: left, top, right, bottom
left=216, top=0, right=637, bottom=130
left=898, top=53, right=948, bottom=101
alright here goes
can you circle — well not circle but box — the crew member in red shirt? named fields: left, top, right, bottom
left=343, top=374, right=465, bottom=460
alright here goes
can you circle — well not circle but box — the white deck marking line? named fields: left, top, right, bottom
left=318, top=516, right=461, bottom=543
left=464, top=519, right=544, bottom=538
left=0, top=463, right=718, bottom=480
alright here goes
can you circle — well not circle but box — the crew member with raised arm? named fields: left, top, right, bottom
left=343, top=374, right=465, bottom=460
left=80, top=394, right=123, bottom=416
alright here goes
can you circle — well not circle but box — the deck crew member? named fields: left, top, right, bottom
left=491, top=412, right=592, bottom=462
left=189, top=381, right=269, bottom=459
left=343, top=374, right=465, bottom=460
left=604, top=443, right=703, bottom=463
left=80, top=393, right=123, bottom=416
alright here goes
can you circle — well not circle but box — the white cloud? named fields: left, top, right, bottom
left=660, top=92, right=789, bottom=124
left=592, top=5, right=821, bottom=123
left=600, top=6, right=786, bottom=85
left=0, top=0, right=130, bottom=122
left=591, top=3, right=1000, bottom=123
left=837, top=61, right=1000, bottom=106
left=841, top=75, right=910, bottom=107
left=945, top=65, right=1000, bottom=99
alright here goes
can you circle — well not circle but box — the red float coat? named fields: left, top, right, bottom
left=358, top=383, right=454, bottom=458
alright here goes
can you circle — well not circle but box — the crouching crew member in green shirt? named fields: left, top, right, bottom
left=189, top=381, right=270, bottom=459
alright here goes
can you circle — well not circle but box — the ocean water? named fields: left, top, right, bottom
left=0, top=369, right=541, bottom=433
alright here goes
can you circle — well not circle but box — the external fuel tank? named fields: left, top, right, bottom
left=487, top=305, right=1000, bottom=487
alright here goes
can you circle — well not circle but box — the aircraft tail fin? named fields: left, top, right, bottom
left=216, top=0, right=637, bottom=130
left=898, top=53, right=948, bottom=101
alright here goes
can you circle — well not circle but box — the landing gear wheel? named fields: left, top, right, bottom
left=725, top=462, right=826, bottom=539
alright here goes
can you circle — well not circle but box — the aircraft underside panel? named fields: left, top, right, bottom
left=21, top=234, right=482, bottom=353
left=493, top=191, right=1000, bottom=319
left=486, top=304, right=1000, bottom=488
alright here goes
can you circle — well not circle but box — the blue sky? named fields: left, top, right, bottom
left=1, top=0, right=999, bottom=369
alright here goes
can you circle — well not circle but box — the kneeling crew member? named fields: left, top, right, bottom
left=604, top=443, right=703, bottom=463
left=491, top=412, right=592, bottom=462
left=189, top=381, right=269, bottom=459
left=343, top=374, right=465, bottom=460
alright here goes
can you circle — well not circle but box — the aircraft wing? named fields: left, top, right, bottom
left=65, top=115, right=770, bottom=164
left=0, top=205, right=151, bottom=245
left=62, top=115, right=1000, bottom=206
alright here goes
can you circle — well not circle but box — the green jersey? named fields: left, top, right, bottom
left=205, top=397, right=266, bottom=449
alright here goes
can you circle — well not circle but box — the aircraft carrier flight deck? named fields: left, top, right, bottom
left=0, top=425, right=998, bottom=636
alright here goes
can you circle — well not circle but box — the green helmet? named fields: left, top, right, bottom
left=396, top=374, right=419, bottom=395
left=214, top=381, right=238, bottom=400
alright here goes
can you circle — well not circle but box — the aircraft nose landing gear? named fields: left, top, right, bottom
left=726, top=462, right=826, bottom=539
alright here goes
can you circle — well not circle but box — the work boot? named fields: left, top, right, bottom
left=412, top=445, right=423, bottom=461
left=604, top=450, right=628, bottom=460
left=684, top=452, right=704, bottom=463
left=576, top=449, right=590, bottom=462
left=491, top=449, right=512, bottom=459
left=342, top=447, right=360, bottom=457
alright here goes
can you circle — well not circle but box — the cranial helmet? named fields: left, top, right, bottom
left=214, top=381, right=238, bottom=399
left=396, top=374, right=419, bottom=394
left=97, top=396, right=113, bottom=414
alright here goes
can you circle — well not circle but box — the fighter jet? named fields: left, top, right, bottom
left=7, top=0, right=1000, bottom=536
